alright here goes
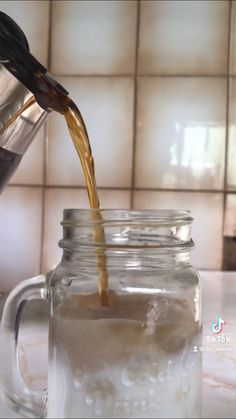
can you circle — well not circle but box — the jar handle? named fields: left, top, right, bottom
left=0, top=274, right=48, bottom=418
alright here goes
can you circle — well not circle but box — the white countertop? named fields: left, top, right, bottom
left=0, top=271, right=235, bottom=418
left=201, top=271, right=236, bottom=418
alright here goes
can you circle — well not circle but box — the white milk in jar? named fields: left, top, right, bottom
left=47, top=293, right=202, bottom=418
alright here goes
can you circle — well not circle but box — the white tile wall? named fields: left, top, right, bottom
left=139, top=0, right=229, bottom=75
left=51, top=0, right=137, bottom=75
left=0, top=0, right=50, bottom=65
left=0, top=187, right=43, bottom=291
left=0, top=0, right=235, bottom=291
left=47, top=77, right=134, bottom=187
left=135, top=77, right=226, bottom=189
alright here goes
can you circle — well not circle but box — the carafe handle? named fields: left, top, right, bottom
left=0, top=274, right=48, bottom=418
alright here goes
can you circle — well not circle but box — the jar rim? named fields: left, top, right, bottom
left=60, top=209, right=194, bottom=252
left=61, top=209, right=193, bottom=226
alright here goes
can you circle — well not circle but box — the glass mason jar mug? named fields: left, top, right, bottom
left=1, top=209, right=202, bottom=418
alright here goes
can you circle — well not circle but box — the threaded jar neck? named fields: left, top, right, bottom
left=58, top=209, right=194, bottom=270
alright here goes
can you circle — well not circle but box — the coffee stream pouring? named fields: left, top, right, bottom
left=0, top=11, right=69, bottom=191
left=0, top=11, right=109, bottom=305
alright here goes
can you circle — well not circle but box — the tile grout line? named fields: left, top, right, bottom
left=222, top=0, right=232, bottom=269
left=39, top=0, right=53, bottom=272
left=50, top=74, right=232, bottom=79
left=224, top=0, right=232, bottom=194
left=130, top=0, right=141, bottom=208
left=8, top=183, right=236, bottom=194
left=47, top=0, right=53, bottom=71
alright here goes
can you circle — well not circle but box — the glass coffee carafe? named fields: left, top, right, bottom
left=0, top=209, right=202, bottom=418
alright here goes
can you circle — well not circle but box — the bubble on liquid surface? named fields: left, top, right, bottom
left=54, top=287, right=64, bottom=304
left=73, top=377, right=82, bottom=390
left=73, top=369, right=85, bottom=389
left=85, top=394, right=93, bottom=406
left=42, top=388, right=48, bottom=406
left=62, top=277, right=72, bottom=287
left=145, top=300, right=160, bottom=335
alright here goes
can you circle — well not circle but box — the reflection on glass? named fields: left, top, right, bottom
left=168, top=123, right=224, bottom=188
